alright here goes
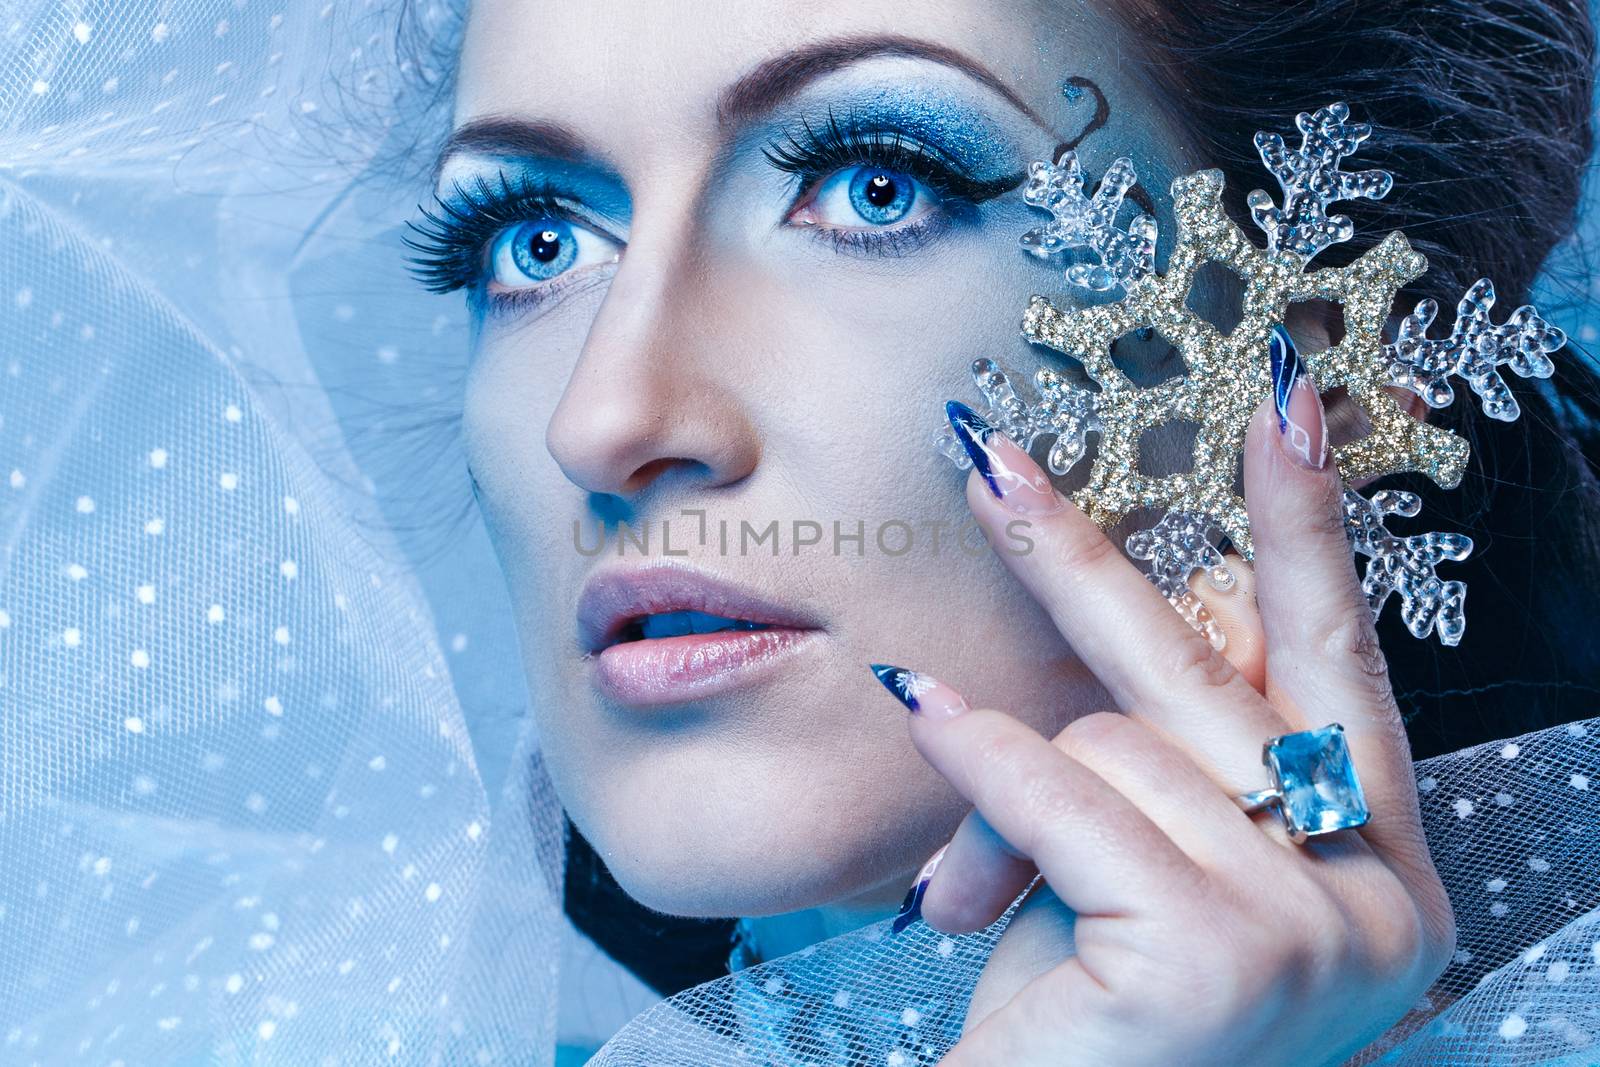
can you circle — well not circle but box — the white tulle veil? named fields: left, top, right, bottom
left=2, top=2, right=1598, bottom=1064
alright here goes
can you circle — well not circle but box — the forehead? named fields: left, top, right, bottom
left=452, top=0, right=1118, bottom=153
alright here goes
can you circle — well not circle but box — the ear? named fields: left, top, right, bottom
left=1281, top=301, right=1430, bottom=492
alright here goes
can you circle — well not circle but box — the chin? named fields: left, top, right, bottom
left=555, top=733, right=938, bottom=919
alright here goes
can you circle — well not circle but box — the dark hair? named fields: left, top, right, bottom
left=1114, top=0, right=1600, bottom=758
left=398, top=0, right=1599, bottom=998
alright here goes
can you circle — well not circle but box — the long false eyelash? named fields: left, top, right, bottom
left=761, top=108, right=1024, bottom=207
left=402, top=171, right=577, bottom=295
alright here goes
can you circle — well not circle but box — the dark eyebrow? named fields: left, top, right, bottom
left=433, top=33, right=1052, bottom=184
left=716, top=33, right=1052, bottom=132
left=432, top=116, right=591, bottom=187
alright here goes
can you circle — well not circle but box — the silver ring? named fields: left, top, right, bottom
left=1233, top=723, right=1370, bottom=843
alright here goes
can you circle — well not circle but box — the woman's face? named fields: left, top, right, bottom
left=448, top=0, right=1197, bottom=916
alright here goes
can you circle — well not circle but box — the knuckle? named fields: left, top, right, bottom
left=1056, top=709, right=1137, bottom=757
left=1314, top=612, right=1404, bottom=712
left=1163, top=629, right=1240, bottom=694
left=1048, top=521, right=1123, bottom=579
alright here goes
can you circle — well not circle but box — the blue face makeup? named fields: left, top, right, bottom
left=774, top=84, right=1029, bottom=186
left=407, top=81, right=1031, bottom=307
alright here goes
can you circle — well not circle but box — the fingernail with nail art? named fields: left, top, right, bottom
left=871, top=664, right=970, bottom=720
left=1268, top=325, right=1327, bottom=470
left=945, top=401, right=1066, bottom=515
left=892, top=844, right=948, bottom=934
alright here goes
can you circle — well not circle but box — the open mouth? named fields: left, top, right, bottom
left=577, top=564, right=823, bottom=705
left=611, top=610, right=774, bottom=645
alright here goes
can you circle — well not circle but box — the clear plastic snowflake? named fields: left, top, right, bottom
left=936, top=102, right=1566, bottom=648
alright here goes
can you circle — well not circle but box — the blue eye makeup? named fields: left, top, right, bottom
left=403, top=170, right=620, bottom=312
left=406, top=90, right=1030, bottom=309
left=762, top=107, right=1026, bottom=257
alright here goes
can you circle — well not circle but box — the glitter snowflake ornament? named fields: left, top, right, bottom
left=937, top=102, right=1566, bottom=649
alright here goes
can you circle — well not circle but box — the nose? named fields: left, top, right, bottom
left=545, top=229, right=762, bottom=501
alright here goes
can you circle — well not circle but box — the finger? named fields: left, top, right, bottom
left=871, top=665, right=1201, bottom=916
left=1241, top=330, right=1424, bottom=858
left=1203, top=552, right=1266, bottom=693
left=946, top=400, right=1287, bottom=797
left=919, top=708, right=1286, bottom=935
left=918, top=808, right=1038, bottom=934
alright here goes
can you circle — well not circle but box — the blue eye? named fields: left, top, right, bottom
left=487, top=218, right=619, bottom=289
left=804, top=165, right=933, bottom=229
left=848, top=168, right=916, bottom=224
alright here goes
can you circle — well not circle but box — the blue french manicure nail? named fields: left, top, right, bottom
left=1268, top=324, right=1327, bottom=469
left=1268, top=324, right=1300, bottom=434
left=870, top=664, right=969, bottom=720
left=944, top=401, right=1064, bottom=515
left=892, top=845, right=948, bottom=935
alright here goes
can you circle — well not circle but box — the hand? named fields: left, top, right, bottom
left=871, top=373, right=1456, bottom=1066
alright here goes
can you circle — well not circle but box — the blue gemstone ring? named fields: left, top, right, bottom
left=1234, top=723, right=1370, bottom=843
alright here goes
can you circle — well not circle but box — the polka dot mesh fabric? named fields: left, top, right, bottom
left=1, top=2, right=1597, bottom=1064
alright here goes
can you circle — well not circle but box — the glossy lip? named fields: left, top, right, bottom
left=576, top=562, right=826, bottom=706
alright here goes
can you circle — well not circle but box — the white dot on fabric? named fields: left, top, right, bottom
left=466, top=821, right=482, bottom=841
left=245, top=794, right=266, bottom=814
left=248, top=933, right=273, bottom=951
left=1486, top=877, right=1507, bottom=893
left=381, top=834, right=397, bottom=854
left=29, top=80, right=47, bottom=95
left=283, top=496, right=300, bottom=515
left=900, top=1008, right=921, bottom=1027
left=151, top=22, right=170, bottom=42
left=1491, top=902, right=1510, bottom=918
left=8, top=469, right=24, bottom=489
left=1573, top=774, right=1591, bottom=792
left=1495, top=792, right=1514, bottom=807
left=130, top=649, right=150, bottom=669
left=137, top=584, right=156, bottom=604
left=66, top=564, right=87, bottom=581
left=75, top=495, right=95, bottom=513
left=208, top=604, right=224, bottom=623
left=263, top=695, right=283, bottom=716
left=1500, top=743, right=1520, bottom=759
left=145, top=517, right=164, bottom=535
left=424, top=883, right=441, bottom=903
left=280, top=560, right=298, bottom=580
left=149, top=448, right=168, bottom=469
left=72, top=21, right=91, bottom=43
left=257, top=1020, right=276, bottom=1040
left=937, top=937, right=955, bottom=958
left=450, top=633, right=468, bottom=653
left=368, top=755, right=386, bottom=771
left=0, top=610, right=10, bottom=628
left=123, top=716, right=144, bottom=734
left=338, top=959, right=354, bottom=975
left=833, top=990, right=850, bottom=1009
left=62, top=627, right=82, bottom=647
left=273, top=626, right=290, bottom=645
left=1454, top=798, right=1475, bottom=818
left=763, top=977, right=784, bottom=996
left=1530, top=857, right=1551, bottom=873
left=224, top=404, right=242, bottom=423
left=1547, top=960, right=1570, bottom=984
left=219, top=472, right=238, bottom=490
left=225, top=973, right=243, bottom=994
left=1499, top=1014, right=1528, bottom=1040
